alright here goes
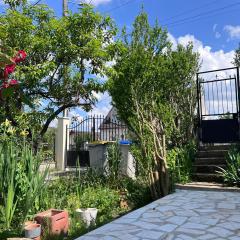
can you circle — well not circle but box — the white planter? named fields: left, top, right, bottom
left=75, top=208, right=98, bottom=227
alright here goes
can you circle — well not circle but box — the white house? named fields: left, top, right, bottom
left=99, top=107, right=128, bottom=141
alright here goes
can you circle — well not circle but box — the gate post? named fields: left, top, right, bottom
left=55, top=117, right=70, bottom=171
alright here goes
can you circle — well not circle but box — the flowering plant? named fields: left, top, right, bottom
left=0, top=49, right=27, bottom=98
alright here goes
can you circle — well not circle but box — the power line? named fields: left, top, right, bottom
left=68, top=0, right=137, bottom=13
left=166, top=7, right=240, bottom=29
left=104, top=0, right=137, bottom=13
left=160, top=0, right=224, bottom=24
left=32, top=0, right=42, bottom=6
left=162, top=1, right=240, bottom=27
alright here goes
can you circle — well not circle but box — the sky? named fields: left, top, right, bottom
left=1, top=0, right=240, bottom=122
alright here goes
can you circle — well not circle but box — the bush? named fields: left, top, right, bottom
left=218, top=147, right=240, bottom=186
left=121, top=178, right=151, bottom=208
left=167, top=141, right=196, bottom=184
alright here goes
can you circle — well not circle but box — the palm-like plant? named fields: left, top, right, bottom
left=217, top=147, right=240, bottom=186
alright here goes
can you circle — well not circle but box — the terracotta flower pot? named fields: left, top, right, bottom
left=75, top=208, right=98, bottom=227
left=23, top=221, right=36, bottom=228
left=7, top=238, right=32, bottom=240
left=34, top=209, right=68, bottom=236
left=24, top=223, right=41, bottom=239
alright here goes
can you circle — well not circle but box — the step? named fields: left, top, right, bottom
left=193, top=164, right=226, bottom=173
left=175, top=182, right=240, bottom=192
left=192, top=173, right=223, bottom=183
left=199, top=144, right=232, bottom=151
left=195, top=157, right=226, bottom=165
left=197, top=150, right=228, bottom=158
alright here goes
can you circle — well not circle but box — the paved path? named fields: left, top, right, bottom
left=77, top=189, right=240, bottom=240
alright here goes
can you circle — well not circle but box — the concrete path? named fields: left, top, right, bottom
left=77, top=189, right=240, bottom=240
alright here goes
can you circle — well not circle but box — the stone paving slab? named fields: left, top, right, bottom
left=76, top=190, right=240, bottom=240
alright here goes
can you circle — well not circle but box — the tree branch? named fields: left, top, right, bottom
left=40, top=102, right=91, bottom=138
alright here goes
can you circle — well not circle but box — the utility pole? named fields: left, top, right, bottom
left=63, top=0, right=68, bottom=17
left=63, top=0, right=68, bottom=117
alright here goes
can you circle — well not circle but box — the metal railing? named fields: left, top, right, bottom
left=68, top=115, right=128, bottom=150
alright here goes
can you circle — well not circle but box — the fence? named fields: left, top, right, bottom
left=197, top=67, right=240, bottom=143
left=68, top=115, right=128, bottom=150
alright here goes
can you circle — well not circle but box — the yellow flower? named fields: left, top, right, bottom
left=20, top=130, right=29, bottom=137
left=6, top=126, right=16, bottom=135
left=1, top=119, right=11, bottom=127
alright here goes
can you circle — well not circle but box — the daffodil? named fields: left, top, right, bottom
left=6, top=126, right=15, bottom=134
left=1, top=119, right=11, bottom=127
left=20, top=130, right=29, bottom=137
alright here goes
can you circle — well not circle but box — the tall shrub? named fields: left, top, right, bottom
left=108, top=12, right=199, bottom=199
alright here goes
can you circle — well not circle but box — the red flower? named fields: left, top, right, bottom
left=9, top=79, right=19, bottom=86
left=13, top=50, right=27, bottom=63
left=1, top=81, right=9, bottom=89
left=4, top=64, right=16, bottom=78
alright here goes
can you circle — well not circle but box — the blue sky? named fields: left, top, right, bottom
left=44, top=0, right=240, bottom=52
left=1, top=0, right=240, bottom=120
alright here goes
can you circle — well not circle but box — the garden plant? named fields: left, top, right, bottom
left=108, top=11, right=199, bottom=199
left=0, top=1, right=202, bottom=239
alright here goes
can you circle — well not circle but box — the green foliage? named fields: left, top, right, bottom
left=233, top=44, right=240, bottom=67
left=108, top=11, right=199, bottom=198
left=0, top=119, right=49, bottom=229
left=167, top=142, right=196, bottom=184
left=217, top=147, right=240, bottom=186
left=120, top=177, right=151, bottom=208
left=108, top=12, right=199, bottom=147
left=74, top=134, right=91, bottom=150
left=0, top=167, right=18, bottom=229
left=105, top=142, right=122, bottom=182
left=0, top=3, right=116, bottom=140
left=2, top=0, right=27, bottom=10
left=79, top=186, right=120, bottom=223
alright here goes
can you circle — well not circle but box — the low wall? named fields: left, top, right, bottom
left=87, top=143, right=135, bottom=179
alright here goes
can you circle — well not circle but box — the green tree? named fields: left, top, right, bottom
left=108, top=12, right=199, bottom=199
left=233, top=44, right=240, bottom=67
left=0, top=3, right=116, bottom=143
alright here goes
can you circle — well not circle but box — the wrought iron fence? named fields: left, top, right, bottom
left=197, top=67, right=240, bottom=120
left=197, top=67, right=240, bottom=143
left=68, top=115, right=128, bottom=150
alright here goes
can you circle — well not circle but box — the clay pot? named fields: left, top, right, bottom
left=23, top=221, right=36, bottom=228
left=7, top=238, right=32, bottom=240
left=75, top=208, right=98, bottom=227
left=34, top=209, right=68, bottom=236
left=24, top=223, right=41, bottom=239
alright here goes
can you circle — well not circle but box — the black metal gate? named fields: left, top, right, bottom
left=66, top=115, right=128, bottom=167
left=197, top=67, right=240, bottom=143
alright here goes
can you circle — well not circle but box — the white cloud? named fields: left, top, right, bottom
left=224, top=25, right=240, bottom=40
left=169, top=34, right=235, bottom=71
left=77, top=0, right=111, bottom=6
left=88, top=92, right=112, bottom=116
left=213, top=24, right=218, bottom=32
left=215, top=32, right=221, bottom=39
left=212, top=24, right=221, bottom=39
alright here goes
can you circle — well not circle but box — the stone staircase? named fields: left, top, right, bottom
left=193, top=144, right=230, bottom=183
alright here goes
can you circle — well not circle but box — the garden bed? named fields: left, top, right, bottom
left=0, top=172, right=151, bottom=240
